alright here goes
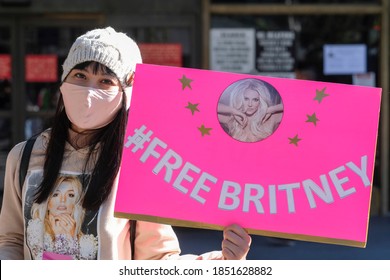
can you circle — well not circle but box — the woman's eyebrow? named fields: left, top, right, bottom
left=73, top=67, right=117, bottom=79
left=101, top=73, right=117, bottom=78
left=94, top=70, right=116, bottom=78
left=72, top=68, right=89, bottom=74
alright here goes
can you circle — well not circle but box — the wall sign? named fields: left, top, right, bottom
left=210, top=28, right=256, bottom=73
left=0, top=54, right=11, bottom=80
left=139, top=43, right=183, bottom=67
left=256, top=31, right=295, bottom=73
left=323, top=44, right=367, bottom=75
left=25, top=54, right=58, bottom=82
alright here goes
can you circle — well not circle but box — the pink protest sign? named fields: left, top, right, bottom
left=114, top=64, right=381, bottom=247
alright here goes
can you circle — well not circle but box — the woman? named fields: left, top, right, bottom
left=0, top=27, right=251, bottom=260
left=27, top=175, right=98, bottom=260
left=218, top=78, right=283, bottom=143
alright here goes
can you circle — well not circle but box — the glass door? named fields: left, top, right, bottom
left=0, top=21, right=12, bottom=204
left=0, top=22, right=12, bottom=152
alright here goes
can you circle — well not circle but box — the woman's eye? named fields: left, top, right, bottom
left=101, top=79, right=114, bottom=85
left=74, top=72, right=86, bottom=79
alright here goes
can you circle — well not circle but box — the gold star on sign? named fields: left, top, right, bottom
left=306, top=113, right=319, bottom=126
left=288, top=134, right=302, bottom=146
left=198, top=124, right=212, bottom=137
left=179, top=75, right=193, bottom=90
left=185, top=102, right=200, bottom=115
left=314, top=87, right=329, bottom=103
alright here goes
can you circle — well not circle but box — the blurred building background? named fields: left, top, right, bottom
left=0, top=0, right=388, bottom=220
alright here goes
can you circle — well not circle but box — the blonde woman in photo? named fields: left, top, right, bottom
left=27, top=175, right=98, bottom=260
left=218, top=78, right=283, bottom=143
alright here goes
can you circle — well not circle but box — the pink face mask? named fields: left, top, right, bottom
left=60, top=82, right=123, bottom=130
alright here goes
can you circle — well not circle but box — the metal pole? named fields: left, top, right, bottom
left=201, top=0, right=210, bottom=70
left=380, top=0, right=389, bottom=215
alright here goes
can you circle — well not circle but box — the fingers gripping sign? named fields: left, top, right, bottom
left=222, top=224, right=252, bottom=260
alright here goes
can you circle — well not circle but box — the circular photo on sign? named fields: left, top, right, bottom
left=217, top=78, right=283, bottom=143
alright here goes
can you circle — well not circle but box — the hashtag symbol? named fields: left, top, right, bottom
left=124, top=125, right=153, bottom=152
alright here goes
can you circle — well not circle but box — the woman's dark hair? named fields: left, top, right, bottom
left=34, top=61, right=128, bottom=211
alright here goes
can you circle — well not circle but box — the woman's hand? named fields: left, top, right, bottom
left=218, top=104, right=247, bottom=128
left=222, top=224, right=251, bottom=260
left=262, top=103, right=284, bottom=124
left=232, top=109, right=248, bottom=128
left=49, top=213, right=76, bottom=238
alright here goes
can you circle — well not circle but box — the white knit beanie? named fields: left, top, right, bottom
left=61, top=26, right=142, bottom=89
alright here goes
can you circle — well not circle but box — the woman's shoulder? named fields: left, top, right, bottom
left=6, top=129, right=51, bottom=163
left=6, top=141, right=26, bottom=165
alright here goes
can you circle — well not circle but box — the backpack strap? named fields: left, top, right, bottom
left=19, top=135, right=38, bottom=190
left=130, top=220, right=137, bottom=259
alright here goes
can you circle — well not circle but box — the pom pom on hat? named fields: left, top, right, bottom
left=61, top=27, right=142, bottom=88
